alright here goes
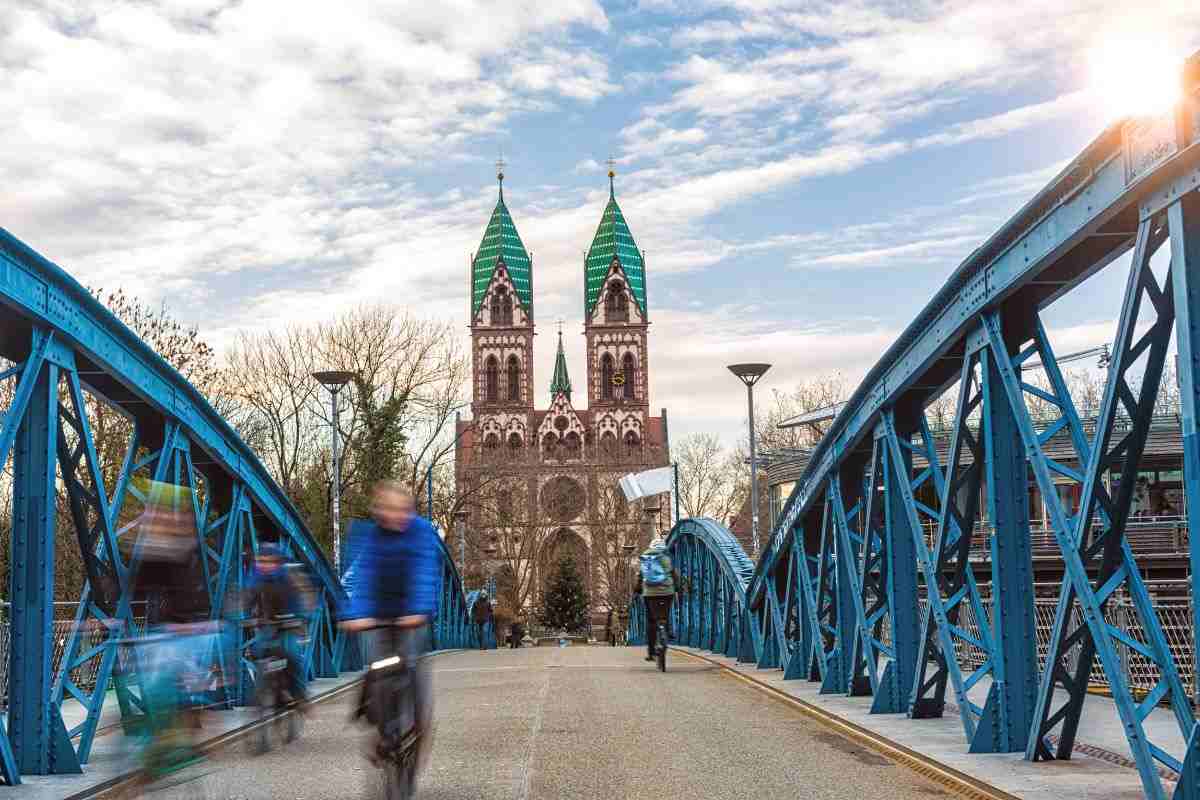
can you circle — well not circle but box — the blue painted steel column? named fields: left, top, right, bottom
left=1169, top=192, right=1200, bottom=706
left=8, top=352, right=80, bottom=775
left=880, top=428, right=919, bottom=714
left=825, top=471, right=862, bottom=695
left=1170, top=191, right=1200, bottom=795
left=975, top=344, right=1038, bottom=753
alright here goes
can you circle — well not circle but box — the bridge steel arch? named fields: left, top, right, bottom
left=662, top=59, right=1200, bottom=800
left=0, top=229, right=483, bottom=785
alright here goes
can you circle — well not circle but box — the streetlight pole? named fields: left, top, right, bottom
left=454, top=509, right=469, bottom=571
left=313, top=370, right=355, bottom=576
left=728, top=363, right=771, bottom=558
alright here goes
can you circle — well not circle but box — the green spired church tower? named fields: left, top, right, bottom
left=455, top=167, right=671, bottom=633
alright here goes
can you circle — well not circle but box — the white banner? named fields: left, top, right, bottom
left=619, top=466, right=674, bottom=502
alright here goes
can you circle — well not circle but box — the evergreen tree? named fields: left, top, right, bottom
left=352, top=376, right=408, bottom=492
left=538, top=555, right=590, bottom=632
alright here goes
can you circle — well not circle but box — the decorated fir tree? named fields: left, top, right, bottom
left=538, top=555, right=590, bottom=633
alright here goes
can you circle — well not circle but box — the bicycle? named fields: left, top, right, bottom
left=655, top=617, right=668, bottom=672
left=357, top=623, right=427, bottom=800
left=247, top=614, right=306, bottom=754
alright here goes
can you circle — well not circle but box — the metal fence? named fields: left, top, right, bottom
left=0, top=603, right=147, bottom=709
left=937, top=596, right=1194, bottom=699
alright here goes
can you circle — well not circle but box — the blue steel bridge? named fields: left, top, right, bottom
left=1, top=51, right=1200, bottom=800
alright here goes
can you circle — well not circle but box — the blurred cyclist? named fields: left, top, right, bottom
left=246, top=543, right=314, bottom=712
left=129, top=481, right=216, bottom=776
left=340, top=481, right=441, bottom=769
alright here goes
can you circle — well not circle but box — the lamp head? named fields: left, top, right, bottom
left=727, top=363, right=772, bottom=387
left=312, top=370, right=355, bottom=390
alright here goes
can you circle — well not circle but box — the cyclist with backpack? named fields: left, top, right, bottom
left=245, top=543, right=315, bottom=718
left=633, top=536, right=685, bottom=663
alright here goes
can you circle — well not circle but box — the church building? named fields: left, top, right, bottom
left=454, top=168, right=671, bottom=629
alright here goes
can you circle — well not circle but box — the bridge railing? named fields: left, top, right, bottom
left=0, top=228, right=485, bottom=786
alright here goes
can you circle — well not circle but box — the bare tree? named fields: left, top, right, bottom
left=462, top=478, right=564, bottom=620
left=224, top=327, right=320, bottom=498
left=222, top=305, right=470, bottom=551
left=675, top=433, right=747, bottom=524
left=759, top=372, right=853, bottom=450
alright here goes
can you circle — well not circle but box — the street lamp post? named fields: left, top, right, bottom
left=454, top=508, right=469, bottom=570
left=313, top=370, right=355, bottom=576
left=642, top=502, right=661, bottom=545
left=727, top=363, right=772, bottom=558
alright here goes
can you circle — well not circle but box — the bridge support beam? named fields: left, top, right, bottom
left=973, top=337, right=1038, bottom=753
left=8, top=345, right=80, bottom=776
left=876, top=427, right=920, bottom=714
left=1170, top=191, right=1200, bottom=708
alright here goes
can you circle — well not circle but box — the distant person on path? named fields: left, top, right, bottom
left=604, top=609, right=616, bottom=646
left=471, top=591, right=492, bottom=650
left=510, top=619, right=524, bottom=649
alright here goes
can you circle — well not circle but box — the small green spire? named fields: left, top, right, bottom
left=549, top=328, right=572, bottom=400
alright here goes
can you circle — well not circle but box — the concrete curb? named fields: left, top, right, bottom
left=673, top=648, right=1021, bottom=800
left=73, top=649, right=468, bottom=800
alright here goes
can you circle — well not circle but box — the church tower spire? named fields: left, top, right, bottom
left=584, top=167, right=651, bottom=428
left=470, top=167, right=535, bottom=423
left=550, top=326, right=572, bottom=401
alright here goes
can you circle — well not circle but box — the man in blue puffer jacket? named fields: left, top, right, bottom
left=340, top=481, right=442, bottom=764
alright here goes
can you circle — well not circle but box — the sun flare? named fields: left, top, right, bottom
left=1088, top=32, right=1185, bottom=121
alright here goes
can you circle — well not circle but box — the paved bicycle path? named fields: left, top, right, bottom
left=143, top=645, right=952, bottom=799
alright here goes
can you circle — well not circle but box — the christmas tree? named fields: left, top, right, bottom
left=538, top=555, right=591, bottom=633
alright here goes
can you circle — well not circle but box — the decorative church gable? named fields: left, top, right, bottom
left=589, top=261, right=646, bottom=326
left=475, top=267, right=530, bottom=328
left=537, top=393, right=587, bottom=460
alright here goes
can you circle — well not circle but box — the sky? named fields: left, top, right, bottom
left=3, top=0, right=1200, bottom=448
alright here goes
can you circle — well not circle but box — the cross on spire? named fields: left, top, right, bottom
left=496, top=153, right=506, bottom=199
left=606, top=156, right=616, bottom=197
left=556, top=317, right=565, bottom=337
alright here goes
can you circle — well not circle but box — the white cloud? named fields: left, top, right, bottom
left=5, top=0, right=1199, bottom=454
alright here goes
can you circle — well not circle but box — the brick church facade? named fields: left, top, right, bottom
left=454, top=170, right=671, bottom=629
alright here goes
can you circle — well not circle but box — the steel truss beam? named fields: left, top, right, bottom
left=986, top=211, right=1194, bottom=799
left=638, top=60, right=1200, bottom=800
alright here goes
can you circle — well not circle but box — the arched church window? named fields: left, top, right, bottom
left=624, top=430, right=641, bottom=458
left=507, top=356, right=521, bottom=402
left=497, top=489, right=513, bottom=522
left=491, top=287, right=513, bottom=326
left=606, top=281, right=628, bottom=322
left=542, top=432, right=558, bottom=460
left=507, top=433, right=523, bottom=461
left=483, top=434, right=500, bottom=461
left=600, top=353, right=614, bottom=401
left=485, top=356, right=499, bottom=403
left=621, top=352, right=637, bottom=401
left=564, top=431, right=581, bottom=459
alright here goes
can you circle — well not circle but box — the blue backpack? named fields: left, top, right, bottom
left=639, top=553, right=670, bottom=587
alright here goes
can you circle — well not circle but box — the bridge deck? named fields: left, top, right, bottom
left=98, top=646, right=951, bottom=799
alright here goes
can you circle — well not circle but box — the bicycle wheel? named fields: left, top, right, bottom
left=378, top=757, right=416, bottom=800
